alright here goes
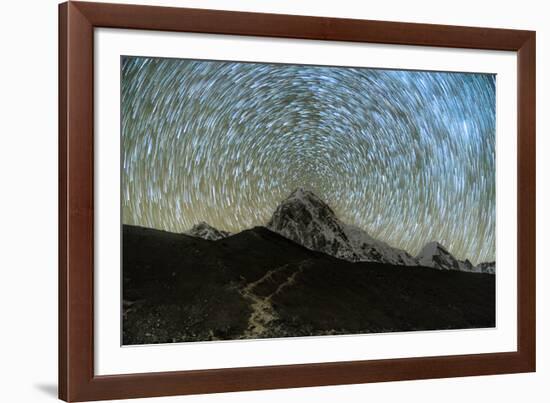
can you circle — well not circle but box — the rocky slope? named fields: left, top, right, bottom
left=123, top=224, right=496, bottom=345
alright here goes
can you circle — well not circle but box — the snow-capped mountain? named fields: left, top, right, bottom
left=267, top=188, right=359, bottom=261
left=185, top=189, right=494, bottom=274
left=187, top=222, right=231, bottom=241
left=267, top=188, right=418, bottom=266
left=476, top=262, right=495, bottom=274
left=344, top=224, right=418, bottom=266
left=460, top=259, right=475, bottom=272
left=415, top=241, right=477, bottom=272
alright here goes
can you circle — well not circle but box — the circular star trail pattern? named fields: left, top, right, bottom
left=122, top=57, right=495, bottom=264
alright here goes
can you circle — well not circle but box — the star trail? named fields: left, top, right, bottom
left=121, top=56, right=495, bottom=264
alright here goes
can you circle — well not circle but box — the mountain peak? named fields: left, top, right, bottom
left=267, top=189, right=358, bottom=261
left=267, top=190, right=418, bottom=266
left=272, top=189, right=338, bottom=223
left=288, top=187, right=319, bottom=199
left=187, top=222, right=231, bottom=241
left=416, top=241, right=478, bottom=272
left=284, top=188, right=330, bottom=208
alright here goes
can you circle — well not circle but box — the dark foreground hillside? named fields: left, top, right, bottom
left=122, top=224, right=495, bottom=345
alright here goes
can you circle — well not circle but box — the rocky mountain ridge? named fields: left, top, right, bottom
left=187, top=188, right=494, bottom=273
left=187, top=221, right=232, bottom=241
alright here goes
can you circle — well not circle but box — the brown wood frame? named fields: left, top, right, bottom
left=59, top=1, right=536, bottom=401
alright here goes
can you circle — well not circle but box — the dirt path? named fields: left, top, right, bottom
left=239, top=261, right=307, bottom=338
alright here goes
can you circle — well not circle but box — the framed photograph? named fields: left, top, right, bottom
left=59, top=1, right=536, bottom=401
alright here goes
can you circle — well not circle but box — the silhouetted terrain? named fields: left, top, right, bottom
left=122, top=224, right=495, bottom=345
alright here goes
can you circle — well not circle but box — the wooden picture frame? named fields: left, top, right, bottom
left=59, top=1, right=536, bottom=401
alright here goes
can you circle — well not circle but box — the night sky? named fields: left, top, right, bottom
left=121, top=56, right=496, bottom=264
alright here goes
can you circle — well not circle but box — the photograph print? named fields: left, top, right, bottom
left=121, top=56, right=496, bottom=345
